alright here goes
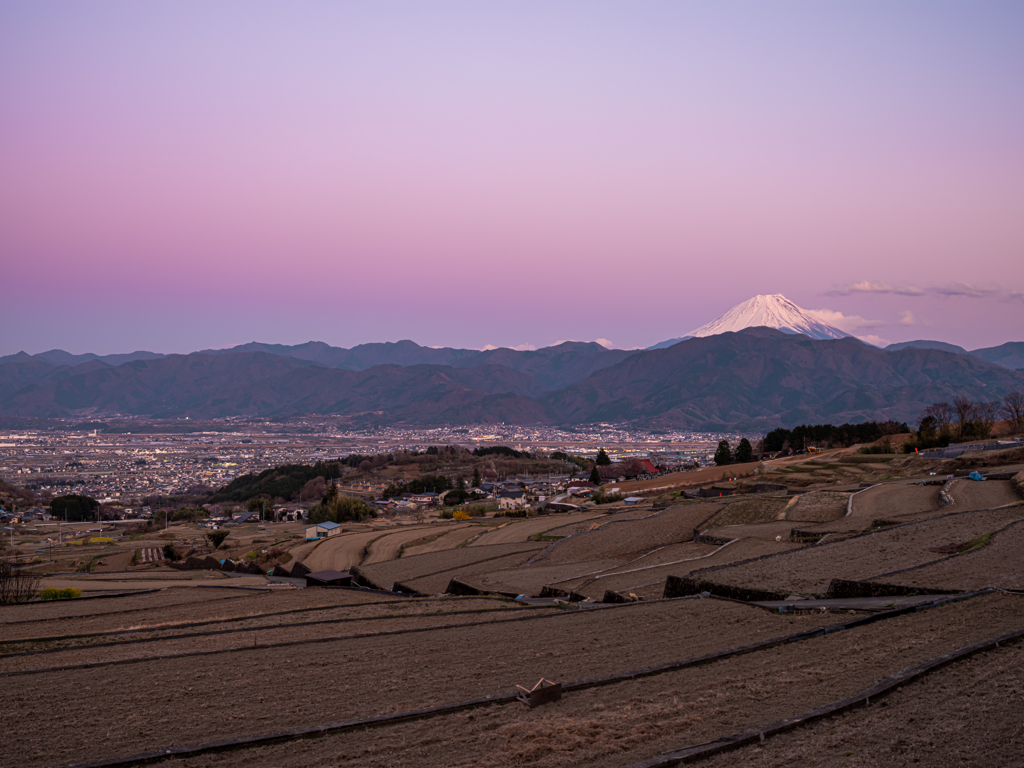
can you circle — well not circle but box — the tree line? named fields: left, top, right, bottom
left=903, top=392, right=1024, bottom=452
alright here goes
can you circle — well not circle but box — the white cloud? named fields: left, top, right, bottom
left=825, top=281, right=924, bottom=297
left=480, top=344, right=498, bottom=351
left=857, top=334, right=893, bottom=347
left=806, top=308, right=885, bottom=333
left=898, top=310, right=916, bottom=326
left=932, top=282, right=998, bottom=298
left=594, top=338, right=615, bottom=349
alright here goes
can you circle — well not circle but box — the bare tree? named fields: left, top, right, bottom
left=976, top=402, right=999, bottom=440
left=1002, top=392, right=1024, bottom=432
left=952, top=396, right=977, bottom=440
left=924, top=402, right=953, bottom=430
left=0, top=556, right=40, bottom=604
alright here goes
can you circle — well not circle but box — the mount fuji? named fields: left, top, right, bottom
left=648, top=294, right=853, bottom=350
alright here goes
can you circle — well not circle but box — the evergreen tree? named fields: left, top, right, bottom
left=713, top=440, right=731, bottom=466
left=735, top=438, right=753, bottom=463
left=589, top=466, right=601, bottom=485
left=596, top=448, right=611, bottom=466
left=472, top=467, right=481, bottom=487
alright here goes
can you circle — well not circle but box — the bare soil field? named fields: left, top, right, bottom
left=0, top=588, right=418, bottom=642
left=944, top=478, right=1021, bottom=511
left=35, top=575, right=271, bottom=592
left=469, top=512, right=604, bottom=546
left=401, top=526, right=487, bottom=557
left=147, top=593, right=1024, bottom=768
left=572, top=539, right=801, bottom=600
left=355, top=542, right=544, bottom=592
left=301, top=526, right=431, bottom=571
left=703, top=497, right=789, bottom=528
left=0, top=586, right=250, bottom=625
left=362, top=523, right=477, bottom=564
left=0, top=601, right=558, bottom=671
left=870, top=519, right=1024, bottom=592
left=400, top=550, right=556, bottom=595
left=694, top=506, right=1024, bottom=596
left=540, top=504, right=722, bottom=565
left=786, top=491, right=849, bottom=523
left=702, top=519, right=802, bottom=542
left=538, top=505, right=683, bottom=539
left=699, top=642, right=1024, bottom=768
left=466, top=558, right=627, bottom=596
left=844, top=482, right=941, bottom=527
left=3, top=597, right=860, bottom=767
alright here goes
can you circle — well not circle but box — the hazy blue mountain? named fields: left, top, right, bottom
left=885, top=340, right=969, bottom=354
left=970, top=341, right=1024, bottom=370
left=2, top=330, right=1022, bottom=429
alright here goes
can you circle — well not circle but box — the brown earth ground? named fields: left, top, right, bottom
left=129, top=593, right=1024, bottom=768
left=698, top=642, right=1024, bottom=768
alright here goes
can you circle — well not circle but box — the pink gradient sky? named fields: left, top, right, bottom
left=2, top=2, right=1022, bottom=355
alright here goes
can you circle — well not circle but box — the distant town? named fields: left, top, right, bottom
left=0, top=419, right=747, bottom=514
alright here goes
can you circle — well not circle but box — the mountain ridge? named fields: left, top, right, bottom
left=3, top=329, right=1022, bottom=430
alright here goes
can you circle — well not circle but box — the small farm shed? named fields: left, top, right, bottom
left=305, top=521, right=342, bottom=541
left=305, top=569, right=353, bottom=587
left=623, top=497, right=645, bottom=506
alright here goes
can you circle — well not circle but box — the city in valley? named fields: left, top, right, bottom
left=0, top=420, right=740, bottom=512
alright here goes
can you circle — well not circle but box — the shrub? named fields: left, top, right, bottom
left=592, top=490, right=624, bottom=505
left=439, top=509, right=454, bottom=519
left=38, top=587, right=81, bottom=601
left=0, top=557, right=40, bottom=604
left=206, top=530, right=230, bottom=548
left=452, top=510, right=471, bottom=521
left=307, top=495, right=376, bottom=524
left=162, top=543, right=180, bottom=561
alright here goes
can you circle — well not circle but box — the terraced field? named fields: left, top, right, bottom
left=687, top=505, right=1024, bottom=596
left=8, top=452, right=1023, bottom=768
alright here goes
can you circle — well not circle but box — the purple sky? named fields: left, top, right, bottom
left=2, top=2, right=1022, bottom=355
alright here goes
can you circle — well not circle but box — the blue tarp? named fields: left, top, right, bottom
left=968, top=471, right=985, bottom=481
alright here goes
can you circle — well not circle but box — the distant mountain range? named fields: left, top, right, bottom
left=2, top=329, right=1022, bottom=430
left=884, top=340, right=1024, bottom=369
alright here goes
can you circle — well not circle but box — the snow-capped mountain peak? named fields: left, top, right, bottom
left=648, top=294, right=851, bottom=349
left=687, top=294, right=850, bottom=339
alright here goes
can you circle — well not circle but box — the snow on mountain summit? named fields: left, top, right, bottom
left=687, top=294, right=851, bottom=340
left=648, top=294, right=852, bottom=349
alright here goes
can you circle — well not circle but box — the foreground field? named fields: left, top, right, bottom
left=2, top=452, right=1021, bottom=768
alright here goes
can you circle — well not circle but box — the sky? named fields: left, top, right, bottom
left=2, top=1, right=1022, bottom=355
